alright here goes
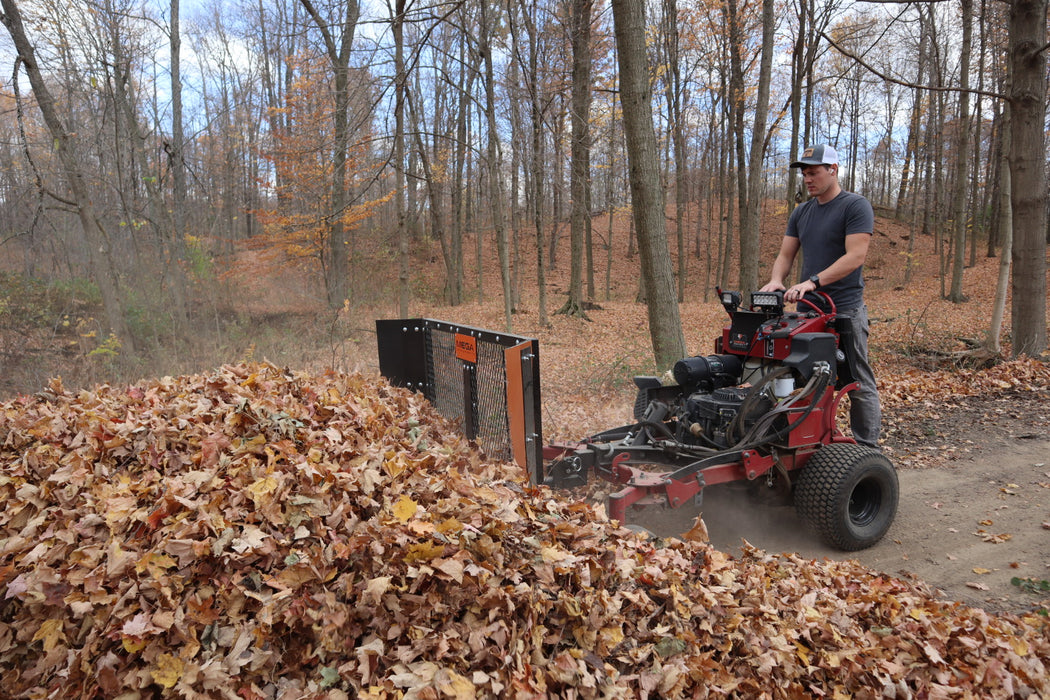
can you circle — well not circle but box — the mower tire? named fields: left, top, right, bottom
left=794, top=443, right=898, bottom=551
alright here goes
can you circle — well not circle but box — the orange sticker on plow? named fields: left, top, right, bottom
left=454, top=333, right=477, bottom=363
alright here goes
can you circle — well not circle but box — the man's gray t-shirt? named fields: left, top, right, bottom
left=786, top=190, right=874, bottom=311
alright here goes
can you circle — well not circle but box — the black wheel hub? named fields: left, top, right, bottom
left=849, top=478, right=882, bottom=527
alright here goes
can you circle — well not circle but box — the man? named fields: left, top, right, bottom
left=760, top=144, right=881, bottom=448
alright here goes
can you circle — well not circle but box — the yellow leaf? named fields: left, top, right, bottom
left=540, top=546, right=570, bottom=564
left=152, top=653, right=184, bottom=689
left=393, top=495, right=418, bottom=523
left=32, top=619, right=65, bottom=652
left=405, top=541, right=444, bottom=563
left=598, top=625, right=625, bottom=654
left=123, top=636, right=147, bottom=653
left=436, top=518, right=464, bottom=535
left=794, top=641, right=811, bottom=666
left=135, top=552, right=177, bottom=577
left=384, top=455, right=407, bottom=478
left=232, top=434, right=266, bottom=454
left=248, top=475, right=278, bottom=500
left=437, top=669, right=476, bottom=700
left=972, top=567, right=992, bottom=575
left=1011, top=637, right=1030, bottom=656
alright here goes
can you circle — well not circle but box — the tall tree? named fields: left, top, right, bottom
left=391, top=0, right=410, bottom=316
left=660, top=0, right=688, bottom=301
left=478, top=0, right=513, bottom=330
left=947, top=0, right=973, bottom=303
left=300, top=0, right=360, bottom=308
left=986, top=106, right=1011, bottom=354
left=164, top=0, right=191, bottom=330
left=559, top=0, right=593, bottom=318
left=515, top=0, right=550, bottom=326
left=728, top=0, right=776, bottom=295
left=1007, top=0, right=1047, bottom=356
left=170, top=0, right=187, bottom=249
left=610, top=0, right=685, bottom=369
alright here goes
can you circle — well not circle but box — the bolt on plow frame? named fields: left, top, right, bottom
left=377, top=291, right=898, bottom=552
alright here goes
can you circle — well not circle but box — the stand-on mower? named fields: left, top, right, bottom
left=542, top=289, right=898, bottom=551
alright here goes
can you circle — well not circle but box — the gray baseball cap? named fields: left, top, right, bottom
left=790, top=144, right=838, bottom=168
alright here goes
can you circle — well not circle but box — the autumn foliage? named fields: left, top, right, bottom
left=246, top=55, right=390, bottom=272
left=0, top=362, right=1047, bottom=698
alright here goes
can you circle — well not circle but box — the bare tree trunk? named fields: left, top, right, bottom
left=726, top=0, right=774, bottom=296
left=559, top=0, right=592, bottom=318
left=611, top=0, right=685, bottom=370
left=300, top=0, right=359, bottom=308
left=451, top=36, right=477, bottom=306
left=0, top=0, right=134, bottom=351
left=170, top=0, right=187, bottom=246
left=479, top=0, right=513, bottom=331
left=987, top=111, right=1011, bottom=355
left=392, top=0, right=409, bottom=317
left=661, top=0, right=687, bottom=302
left=165, top=0, right=190, bottom=329
left=897, top=69, right=925, bottom=218
left=947, top=0, right=972, bottom=303
left=1008, top=0, right=1048, bottom=356
left=517, top=0, right=548, bottom=326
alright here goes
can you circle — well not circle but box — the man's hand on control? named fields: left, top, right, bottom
left=784, top=278, right=818, bottom=302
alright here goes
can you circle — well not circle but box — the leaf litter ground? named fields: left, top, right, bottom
left=2, top=362, right=1048, bottom=698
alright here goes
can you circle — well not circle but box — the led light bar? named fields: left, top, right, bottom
left=750, top=290, right=784, bottom=312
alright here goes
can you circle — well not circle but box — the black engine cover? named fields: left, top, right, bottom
left=683, top=386, right=750, bottom=447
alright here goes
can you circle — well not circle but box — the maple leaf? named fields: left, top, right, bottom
left=392, top=495, right=418, bottom=522
left=151, top=653, right=184, bottom=689
left=31, top=619, right=65, bottom=652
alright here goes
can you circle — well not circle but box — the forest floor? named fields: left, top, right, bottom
left=3, top=200, right=1049, bottom=615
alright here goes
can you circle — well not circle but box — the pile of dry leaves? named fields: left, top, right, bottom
left=1, top=363, right=1047, bottom=698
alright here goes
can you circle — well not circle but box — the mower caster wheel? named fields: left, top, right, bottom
left=794, top=443, right=898, bottom=551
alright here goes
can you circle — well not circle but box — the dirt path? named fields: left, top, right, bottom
left=629, top=434, right=1050, bottom=614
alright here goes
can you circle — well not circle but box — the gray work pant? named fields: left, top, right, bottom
left=840, top=305, right=881, bottom=448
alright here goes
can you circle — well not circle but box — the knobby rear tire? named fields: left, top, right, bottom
left=795, top=442, right=899, bottom=551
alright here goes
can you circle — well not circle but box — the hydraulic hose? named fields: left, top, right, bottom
left=726, top=365, right=793, bottom=444
left=731, top=365, right=831, bottom=451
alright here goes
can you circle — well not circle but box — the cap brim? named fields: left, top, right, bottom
left=790, top=159, right=821, bottom=168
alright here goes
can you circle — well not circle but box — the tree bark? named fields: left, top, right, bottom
left=559, top=0, right=592, bottom=318
left=737, top=0, right=776, bottom=296
left=1008, top=0, right=1048, bottom=356
left=947, top=0, right=972, bottom=303
left=393, top=0, right=409, bottom=317
left=986, top=111, right=1011, bottom=355
left=610, top=0, right=685, bottom=370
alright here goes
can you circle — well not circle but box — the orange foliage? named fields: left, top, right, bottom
left=243, top=55, right=391, bottom=271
